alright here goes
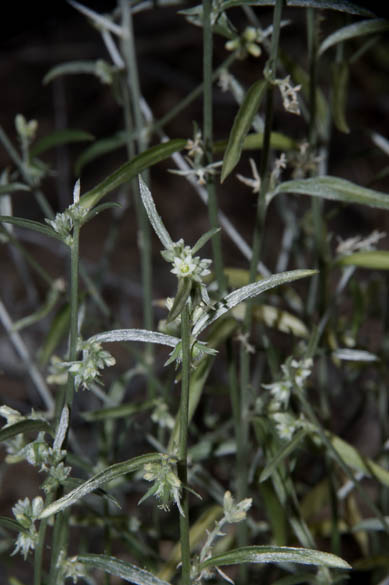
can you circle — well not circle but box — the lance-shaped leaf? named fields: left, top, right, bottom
left=338, top=250, right=389, bottom=270
left=192, top=228, right=221, bottom=255
left=199, top=545, right=351, bottom=570
left=30, top=129, right=94, bottom=157
left=331, top=61, right=350, bottom=134
left=214, top=131, right=296, bottom=153
left=88, top=328, right=179, bottom=348
left=0, top=216, right=62, bottom=240
left=271, top=176, right=389, bottom=209
left=39, top=452, right=162, bottom=518
left=0, top=419, right=53, bottom=443
left=0, top=516, right=25, bottom=533
left=221, top=79, right=267, bottom=183
left=80, top=139, right=186, bottom=211
left=139, top=177, right=173, bottom=250
left=76, top=132, right=126, bottom=174
left=0, top=183, right=29, bottom=195
left=319, top=19, right=389, bottom=56
left=192, top=269, right=316, bottom=337
left=43, top=60, right=114, bottom=85
left=220, top=1, right=373, bottom=17
left=77, top=554, right=171, bottom=585
left=82, top=399, right=157, bottom=422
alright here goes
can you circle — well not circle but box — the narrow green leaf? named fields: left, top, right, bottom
left=89, top=329, right=179, bottom=348
left=30, top=129, right=94, bottom=157
left=84, top=202, right=121, bottom=224
left=0, top=516, right=25, bottom=533
left=319, top=19, right=389, bottom=56
left=272, top=176, right=389, bottom=209
left=259, top=429, right=307, bottom=482
left=43, top=61, right=102, bottom=84
left=139, top=177, right=173, bottom=250
left=338, top=250, right=389, bottom=270
left=214, top=131, right=296, bottom=153
left=331, top=61, right=350, bottom=133
left=192, top=228, right=220, bottom=255
left=0, top=183, right=29, bottom=195
left=193, top=269, right=317, bottom=336
left=221, top=0, right=373, bottom=16
left=168, top=279, right=193, bottom=323
left=0, top=419, right=52, bottom=443
left=80, top=139, right=187, bottom=211
left=221, top=80, right=267, bottom=182
left=327, top=433, right=389, bottom=487
left=39, top=453, right=162, bottom=518
left=0, top=216, right=62, bottom=240
left=78, top=554, right=171, bottom=585
left=82, top=399, right=157, bottom=422
left=38, top=303, right=70, bottom=366
left=200, top=545, right=351, bottom=570
left=75, top=132, right=126, bottom=174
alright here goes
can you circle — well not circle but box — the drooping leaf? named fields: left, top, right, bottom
left=39, top=453, right=162, bottom=518
left=0, top=183, right=29, bottom=195
left=88, top=328, right=179, bottom=348
left=319, top=19, right=389, bottom=56
left=214, top=131, right=296, bottom=153
left=199, top=545, right=351, bottom=570
left=192, top=269, right=316, bottom=336
left=221, top=0, right=373, bottom=16
left=0, top=419, right=53, bottom=443
left=77, top=554, right=171, bottom=585
left=331, top=61, right=350, bottom=133
left=139, top=177, right=173, bottom=250
left=272, top=176, right=389, bottom=209
left=79, top=139, right=186, bottom=211
left=30, top=129, right=94, bottom=157
left=75, top=132, right=127, bottom=174
left=338, top=250, right=389, bottom=270
left=43, top=60, right=114, bottom=85
left=0, top=216, right=62, bottom=240
left=221, top=80, right=267, bottom=182
left=82, top=399, right=157, bottom=422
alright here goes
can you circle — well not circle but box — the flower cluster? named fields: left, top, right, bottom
left=47, top=339, right=116, bottom=392
left=225, top=27, right=262, bottom=58
left=223, top=490, right=252, bottom=524
left=275, top=75, right=301, bottom=115
left=56, top=552, right=88, bottom=584
left=162, top=239, right=211, bottom=282
left=140, top=455, right=183, bottom=515
left=12, top=497, right=43, bottom=559
left=45, top=203, right=89, bottom=246
left=336, top=229, right=386, bottom=256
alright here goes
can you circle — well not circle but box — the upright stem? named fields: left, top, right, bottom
left=120, top=0, right=154, bottom=396
left=237, top=0, right=283, bottom=562
left=203, top=0, right=226, bottom=295
left=178, top=302, right=191, bottom=585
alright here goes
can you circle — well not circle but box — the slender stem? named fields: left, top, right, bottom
left=178, top=301, right=191, bottom=585
left=120, top=0, right=154, bottom=396
left=34, top=493, right=53, bottom=585
left=203, top=0, right=226, bottom=295
left=237, top=0, right=284, bottom=565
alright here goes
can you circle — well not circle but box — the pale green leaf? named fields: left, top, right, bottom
left=272, top=176, right=389, bottom=209
left=338, top=250, right=389, bottom=269
left=30, top=129, right=94, bottom=157
left=39, top=453, right=161, bottom=518
left=221, top=0, right=373, bottom=16
left=333, top=348, right=379, bottom=362
left=331, top=61, right=350, bottom=134
left=193, top=269, right=317, bottom=336
left=0, top=216, right=62, bottom=240
left=80, top=139, right=186, bottom=211
left=139, top=177, right=173, bottom=250
left=88, top=328, right=179, bottom=348
left=200, top=545, right=351, bottom=570
left=319, top=19, right=389, bottom=56
left=43, top=60, right=108, bottom=84
left=221, top=80, right=267, bottom=182
left=192, top=228, right=221, bottom=255
left=0, top=183, right=29, bottom=195
left=77, top=554, right=171, bottom=585
left=0, top=420, right=53, bottom=443
left=214, top=131, right=296, bottom=153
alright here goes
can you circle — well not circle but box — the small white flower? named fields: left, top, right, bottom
left=223, top=491, right=252, bottom=523
left=263, top=379, right=292, bottom=406
left=272, top=412, right=298, bottom=441
left=172, top=254, right=197, bottom=278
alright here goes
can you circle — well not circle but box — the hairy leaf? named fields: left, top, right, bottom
left=319, top=19, right=389, bottom=56
left=78, top=554, right=171, bottom=585
left=0, top=419, right=52, bottom=443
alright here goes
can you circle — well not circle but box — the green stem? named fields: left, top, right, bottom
left=34, top=492, right=54, bottom=585
left=203, top=0, right=225, bottom=294
left=178, top=301, right=191, bottom=585
left=120, top=0, right=154, bottom=396
left=237, top=0, right=283, bottom=564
